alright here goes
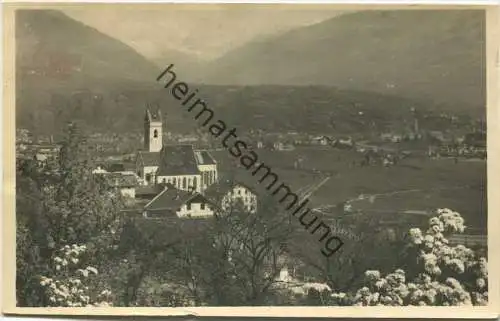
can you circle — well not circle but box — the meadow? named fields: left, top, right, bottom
left=212, top=146, right=487, bottom=231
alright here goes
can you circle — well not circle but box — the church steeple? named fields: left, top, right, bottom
left=144, top=104, right=163, bottom=152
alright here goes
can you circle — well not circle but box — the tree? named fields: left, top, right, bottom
left=203, top=198, right=294, bottom=305
left=324, top=208, right=488, bottom=306
left=111, top=217, right=203, bottom=306
left=157, top=196, right=296, bottom=307
left=16, top=122, right=125, bottom=306
left=38, top=244, right=113, bottom=307
left=291, top=211, right=410, bottom=295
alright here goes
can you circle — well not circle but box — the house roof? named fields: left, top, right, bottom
left=145, top=185, right=195, bottom=211
left=136, top=185, right=163, bottom=198
left=194, top=150, right=217, bottom=165
left=157, top=145, right=199, bottom=176
left=137, top=151, right=160, bottom=167
left=106, top=163, right=126, bottom=172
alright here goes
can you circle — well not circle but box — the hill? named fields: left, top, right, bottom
left=14, top=10, right=485, bottom=136
left=26, top=84, right=476, bottom=136
left=16, top=10, right=159, bottom=84
left=15, top=9, right=160, bottom=132
left=199, top=10, right=485, bottom=110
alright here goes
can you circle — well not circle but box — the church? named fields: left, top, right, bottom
left=135, top=108, right=218, bottom=193
left=134, top=106, right=258, bottom=219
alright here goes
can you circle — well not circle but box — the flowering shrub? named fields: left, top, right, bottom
left=39, top=244, right=113, bottom=307
left=326, top=209, right=488, bottom=306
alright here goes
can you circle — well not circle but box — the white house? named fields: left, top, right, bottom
left=204, top=179, right=258, bottom=214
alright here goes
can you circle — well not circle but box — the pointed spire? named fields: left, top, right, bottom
left=144, top=106, right=151, bottom=122
left=144, top=103, right=162, bottom=122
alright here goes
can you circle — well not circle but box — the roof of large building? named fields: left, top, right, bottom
left=194, top=150, right=217, bottom=165
left=157, top=145, right=200, bottom=176
left=145, top=184, right=208, bottom=211
left=137, top=151, right=160, bottom=167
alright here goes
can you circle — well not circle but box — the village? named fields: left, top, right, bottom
left=15, top=104, right=488, bottom=300
left=17, top=104, right=486, bottom=204
left=16, top=104, right=487, bottom=250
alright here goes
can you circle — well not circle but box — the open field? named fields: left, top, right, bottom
left=212, top=146, right=487, bottom=231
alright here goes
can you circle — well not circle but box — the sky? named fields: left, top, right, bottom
left=61, top=5, right=345, bottom=61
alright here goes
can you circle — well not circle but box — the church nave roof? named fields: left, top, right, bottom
left=157, top=145, right=200, bottom=176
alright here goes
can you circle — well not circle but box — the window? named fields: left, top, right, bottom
left=193, top=177, right=197, bottom=190
left=183, top=177, right=187, bottom=189
left=187, top=203, right=191, bottom=210
left=238, top=190, right=241, bottom=195
left=201, top=203, right=205, bottom=210
left=162, top=178, right=166, bottom=183
left=153, top=129, right=158, bottom=138
left=145, top=173, right=151, bottom=182
left=173, top=178, right=177, bottom=185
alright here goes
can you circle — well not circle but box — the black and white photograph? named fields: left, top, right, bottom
left=5, top=4, right=496, bottom=314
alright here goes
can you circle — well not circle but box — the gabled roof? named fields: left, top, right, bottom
left=194, top=150, right=217, bottom=165
left=145, top=184, right=208, bottom=211
left=157, top=145, right=199, bottom=176
left=137, top=151, right=160, bottom=167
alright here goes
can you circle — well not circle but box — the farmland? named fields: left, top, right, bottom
left=211, top=146, right=487, bottom=231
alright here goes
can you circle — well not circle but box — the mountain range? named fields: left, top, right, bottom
left=15, top=9, right=486, bottom=134
left=197, top=9, right=485, bottom=108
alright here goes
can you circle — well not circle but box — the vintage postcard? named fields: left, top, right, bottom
left=2, top=2, right=499, bottom=318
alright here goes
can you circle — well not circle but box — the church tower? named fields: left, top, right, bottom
left=144, top=106, right=163, bottom=152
